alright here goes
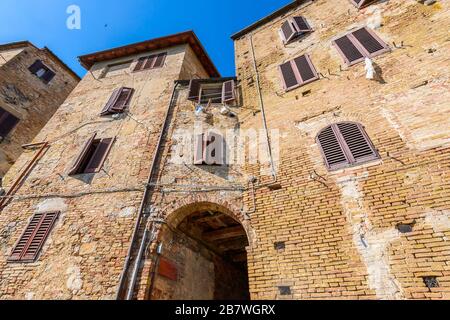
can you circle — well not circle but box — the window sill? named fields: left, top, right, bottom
left=328, top=158, right=383, bottom=175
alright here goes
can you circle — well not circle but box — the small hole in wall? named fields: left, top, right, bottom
left=396, top=223, right=414, bottom=233
left=278, top=286, right=291, bottom=296
left=423, top=276, right=439, bottom=289
left=302, top=90, right=311, bottom=97
left=274, top=242, right=285, bottom=251
left=268, top=183, right=282, bottom=191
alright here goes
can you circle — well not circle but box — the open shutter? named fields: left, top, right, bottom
left=292, top=17, right=311, bottom=32
left=336, top=123, right=379, bottom=164
left=8, top=212, right=59, bottom=263
left=68, top=133, right=97, bottom=175
left=0, top=109, right=20, bottom=137
left=333, top=35, right=365, bottom=65
left=143, top=55, right=156, bottom=70
left=28, top=60, right=44, bottom=74
left=280, top=20, right=296, bottom=44
left=41, top=69, right=55, bottom=84
left=317, top=126, right=350, bottom=170
left=221, top=80, right=235, bottom=103
left=350, top=0, right=377, bottom=9
left=194, top=134, right=205, bottom=165
left=351, top=28, right=389, bottom=57
left=293, top=54, right=319, bottom=84
left=153, top=53, right=167, bottom=68
left=279, top=61, right=299, bottom=90
left=84, top=138, right=115, bottom=173
left=188, top=80, right=201, bottom=102
left=101, top=89, right=121, bottom=115
left=111, top=87, right=134, bottom=112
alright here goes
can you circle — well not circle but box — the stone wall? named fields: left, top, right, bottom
left=233, top=0, right=450, bottom=299
left=0, top=43, right=210, bottom=299
left=0, top=44, right=79, bottom=178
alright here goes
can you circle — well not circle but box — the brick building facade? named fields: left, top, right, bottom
left=0, top=0, right=449, bottom=300
left=0, top=41, right=79, bottom=179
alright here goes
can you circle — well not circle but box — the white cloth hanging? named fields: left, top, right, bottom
left=365, top=57, right=375, bottom=80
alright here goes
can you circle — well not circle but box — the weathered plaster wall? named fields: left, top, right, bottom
left=234, top=0, right=450, bottom=299
left=0, top=44, right=79, bottom=178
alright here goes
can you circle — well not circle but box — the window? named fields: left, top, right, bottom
left=188, top=79, right=236, bottom=105
left=194, top=132, right=225, bottom=165
left=28, top=60, right=55, bottom=84
left=349, top=0, right=379, bottom=9
left=0, top=107, right=19, bottom=139
left=68, top=134, right=115, bottom=175
left=101, top=87, right=134, bottom=115
left=102, top=60, right=132, bottom=78
left=8, top=212, right=59, bottom=263
left=317, top=122, right=380, bottom=171
left=333, top=27, right=390, bottom=66
left=280, top=16, right=312, bottom=44
left=279, top=54, right=319, bottom=91
left=133, top=52, right=167, bottom=72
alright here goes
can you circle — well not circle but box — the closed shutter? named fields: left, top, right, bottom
left=41, top=69, right=55, bottom=84
left=292, top=16, right=311, bottom=32
left=280, top=54, right=319, bottom=91
left=336, top=122, right=379, bottom=164
left=194, top=134, right=205, bottom=165
left=111, top=87, right=134, bottom=112
left=317, top=123, right=379, bottom=170
left=280, top=20, right=296, bottom=43
left=222, top=80, right=235, bottom=103
left=144, top=55, right=156, bottom=70
left=68, top=133, right=97, bottom=175
left=153, top=53, right=167, bottom=68
left=351, top=28, right=388, bottom=56
left=28, top=60, right=44, bottom=74
left=8, top=212, right=59, bottom=263
left=83, top=138, right=115, bottom=173
left=188, top=79, right=201, bottom=102
left=279, top=61, right=299, bottom=90
left=294, top=54, right=319, bottom=84
left=0, top=109, right=20, bottom=137
left=134, top=57, right=147, bottom=72
left=333, top=35, right=365, bottom=65
left=205, top=132, right=225, bottom=165
left=317, top=126, right=349, bottom=170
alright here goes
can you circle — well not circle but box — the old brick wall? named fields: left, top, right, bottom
left=0, top=44, right=79, bottom=178
left=0, top=43, right=210, bottom=299
left=233, top=0, right=450, bottom=299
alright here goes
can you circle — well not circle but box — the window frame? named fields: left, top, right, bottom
left=132, top=52, right=167, bottom=73
left=279, top=16, right=313, bottom=44
left=279, top=53, right=319, bottom=92
left=0, top=107, right=20, bottom=139
left=316, top=122, right=380, bottom=171
left=332, top=27, right=390, bottom=67
left=29, top=60, right=55, bottom=84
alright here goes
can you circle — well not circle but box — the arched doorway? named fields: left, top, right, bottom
left=149, top=203, right=250, bottom=300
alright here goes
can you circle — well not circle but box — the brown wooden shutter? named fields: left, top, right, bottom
left=111, top=87, right=134, bottom=113
left=194, top=134, right=205, bottom=165
left=294, top=54, right=319, bottom=84
left=292, top=16, right=311, bottom=32
left=280, top=20, right=296, bottom=43
left=317, top=126, right=350, bottom=171
left=28, top=60, right=44, bottom=74
left=333, top=35, right=365, bottom=65
left=351, top=28, right=389, bottom=57
left=153, top=53, right=167, bottom=68
left=134, top=57, right=147, bottom=72
left=222, top=80, right=235, bottom=103
left=188, top=80, right=201, bottom=102
left=8, top=212, right=59, bottom=263
left=336, top=122, right=379, bottom=164
left=0, top=108, right=20, bottom=137
left=143, top=55, right=156, bottom=70
left=68, top=133, right=97, bottom=175
left=101, top=89, right=121, bottom=115
left=205, top=132, right=225, bottom=165
left=83, top=138, right=115, bottom=173
left=279, top=61, right=299, bottom=90
left=350, top=0, right=377, bottom=9
left=41, top=69, right=55, bottom=84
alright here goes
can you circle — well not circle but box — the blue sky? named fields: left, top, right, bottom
left=0, top=0, right=292, bottom=78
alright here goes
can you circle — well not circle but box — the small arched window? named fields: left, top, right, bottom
left=317, top=122, right=379, bottom=171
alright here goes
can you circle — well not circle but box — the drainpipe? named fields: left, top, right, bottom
left=248, top=33, right=277, bottom=182
left=115, top=82, right=180, bottom=300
